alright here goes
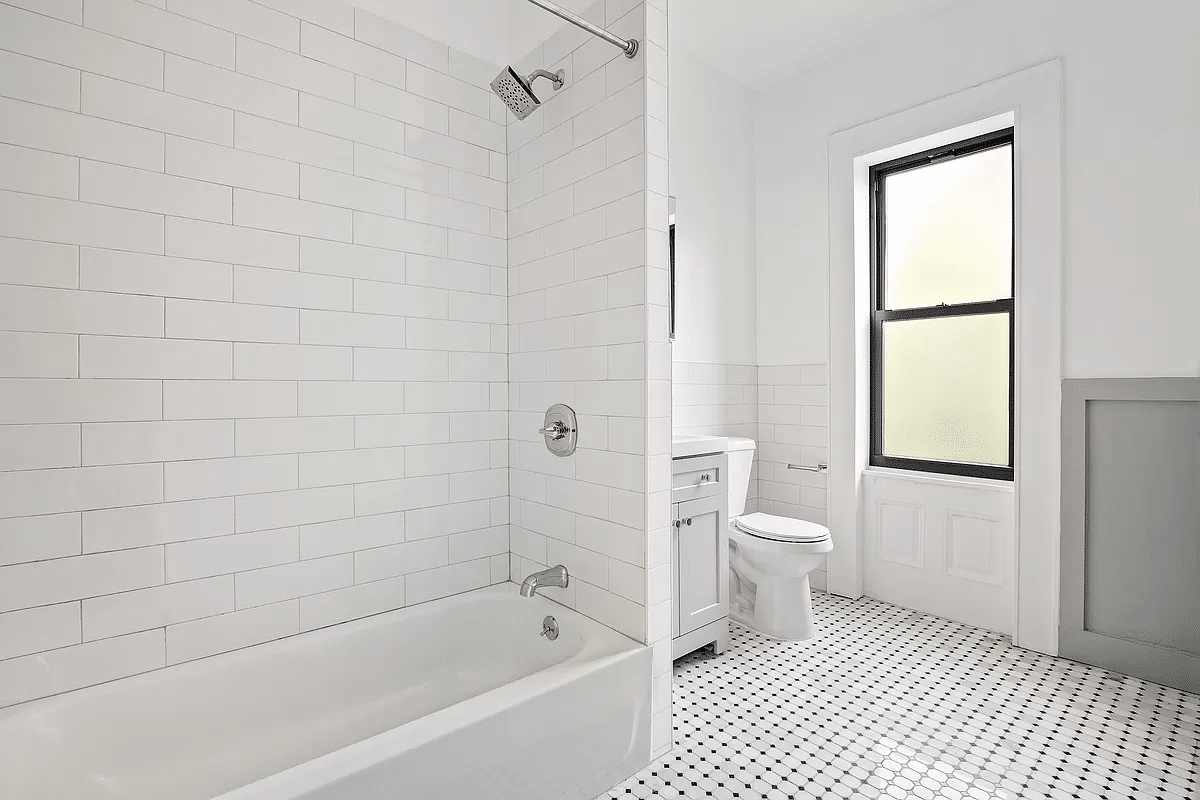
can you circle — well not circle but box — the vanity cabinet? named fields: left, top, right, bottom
left=671, top=452, right=729, bottom=658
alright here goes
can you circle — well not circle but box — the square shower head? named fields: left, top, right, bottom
left=491, top=66, right=540, bottom=121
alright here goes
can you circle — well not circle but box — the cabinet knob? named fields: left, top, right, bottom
left=686, top=518, right=692, bottom=526
left=699, top=473, right=711, bottom=483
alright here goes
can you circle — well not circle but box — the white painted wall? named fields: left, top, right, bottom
left=756, top=0, right=1200, bottom=378
left=668, top=48, right=756, bottom=367
left=667, top=45, right=759, bottom=521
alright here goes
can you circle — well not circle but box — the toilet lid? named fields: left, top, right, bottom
left=734, top=512, right=831, bottom=543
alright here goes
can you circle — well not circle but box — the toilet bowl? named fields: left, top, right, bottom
left=728, top=514, right=832, bottom=640
left=724, top=438, right=833, bottom=641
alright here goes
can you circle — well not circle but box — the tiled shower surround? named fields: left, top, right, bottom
left=507, top=0, right=674, bottom=755
left=0, top=0, right=673, bottom=736
left=0, top=0, right=510, bottom=709
left=507, top=0, right=652, bottom=644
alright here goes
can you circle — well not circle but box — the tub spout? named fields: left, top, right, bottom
left=520, top=565, right=569, bottom=597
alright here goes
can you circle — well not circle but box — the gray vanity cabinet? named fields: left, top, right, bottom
left=671, top=453, right=729, bottom=658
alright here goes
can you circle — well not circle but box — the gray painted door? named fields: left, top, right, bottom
left=1061, top=378, right=1200, bottom=693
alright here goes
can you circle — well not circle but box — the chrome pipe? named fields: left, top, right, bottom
left=524, top=0, right=640, bottom=58
left=525, top=68, right=565, bottom=90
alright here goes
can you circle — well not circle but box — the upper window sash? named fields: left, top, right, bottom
left=872, top=129, right=1015, bottom=312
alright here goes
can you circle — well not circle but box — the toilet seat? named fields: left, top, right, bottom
left=733, top=512, right=830, bottom=543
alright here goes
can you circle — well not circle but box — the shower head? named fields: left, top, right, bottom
left=491, top=66, right=565, bottom=121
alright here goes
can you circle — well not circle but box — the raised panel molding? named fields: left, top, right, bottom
left=945, top=510, right=1002, bottom=586
left=877, top=500, right=924, bottom=569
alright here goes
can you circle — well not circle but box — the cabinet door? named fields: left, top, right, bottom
left=676, top=493, right=728, bottom=636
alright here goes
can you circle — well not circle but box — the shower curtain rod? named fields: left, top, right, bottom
left=524, top=0, right=640, bottom=58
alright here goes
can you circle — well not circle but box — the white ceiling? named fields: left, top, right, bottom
left=671, top=0, right=963, bottom=90
left=352, top=0, right=962, bottom=88
left=349, top=0, right=596, bottom=68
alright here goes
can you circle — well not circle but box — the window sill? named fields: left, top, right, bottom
left=862, top=466, right=1015, bottom=493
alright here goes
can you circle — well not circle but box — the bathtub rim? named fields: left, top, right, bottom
left=0, top=582, right=634, bottom=721
left=212, top=584, right=648, bottom=800
left=214, top=637, right=647, bottom=800
left=0, top=582, right=648, bottom=800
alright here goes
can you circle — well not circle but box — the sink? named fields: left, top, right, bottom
left=672, top=434, right=729, bottom=459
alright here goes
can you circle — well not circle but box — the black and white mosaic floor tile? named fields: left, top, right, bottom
left=600, top=592, right=1198, bottom=800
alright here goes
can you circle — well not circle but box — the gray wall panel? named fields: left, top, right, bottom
left=1084, top=399, right=1200, bottom=655
left=1061, top=378, right=1200, bottom=692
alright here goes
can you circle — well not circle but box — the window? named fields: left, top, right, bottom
left=870, top=128, right=1015, bottom=481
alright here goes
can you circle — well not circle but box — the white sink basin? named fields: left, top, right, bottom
left=672, top=434, right=729, bottom=459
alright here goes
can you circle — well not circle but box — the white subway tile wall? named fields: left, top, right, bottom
left=0, top=0, right=511, bottom=708
left=642, top=0, right=673, bottom=761
left=506, top=0, right=672, bottom=759
left=671, top=361, right=759, bottom=509
left=757, top=363, right=830, bottom=588
left=507, top=0, right=646, bottom=640
left=671, top=362, right=758, bottom=438
left=670, top=361, right=827, bottom=548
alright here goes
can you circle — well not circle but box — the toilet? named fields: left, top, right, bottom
left=725, top=437, right=833, bottom=641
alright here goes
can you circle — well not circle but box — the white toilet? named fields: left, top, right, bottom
left=725, top=437, right=833, bottom=641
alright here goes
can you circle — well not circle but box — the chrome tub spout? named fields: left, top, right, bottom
left=520, top=565, right=569, bottom=597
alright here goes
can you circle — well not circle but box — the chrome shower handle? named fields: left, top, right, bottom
left=539, top=421, right=568, bottom=440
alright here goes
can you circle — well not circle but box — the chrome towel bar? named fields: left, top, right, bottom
left=787, top=463, right=828, bottom=473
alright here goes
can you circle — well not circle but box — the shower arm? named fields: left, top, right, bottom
left=524, top=0, right=640, bottom=58
left=526, top=68, right=565, bottom=90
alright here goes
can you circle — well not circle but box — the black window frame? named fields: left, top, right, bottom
left=869, top=127, right=1015, bottom=482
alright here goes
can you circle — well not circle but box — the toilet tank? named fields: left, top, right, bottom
left=725, top=437, right=756, bottom=518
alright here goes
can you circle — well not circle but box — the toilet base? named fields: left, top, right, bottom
left=729, top=574, right=817, bottom=641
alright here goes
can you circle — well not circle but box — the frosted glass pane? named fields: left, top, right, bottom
left=884, top=145, right=1012, bottom=309
left=882, top=314, right=1009, bottom=466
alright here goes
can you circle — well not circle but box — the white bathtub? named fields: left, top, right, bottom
left=0, top=584, right=652, bottom=800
